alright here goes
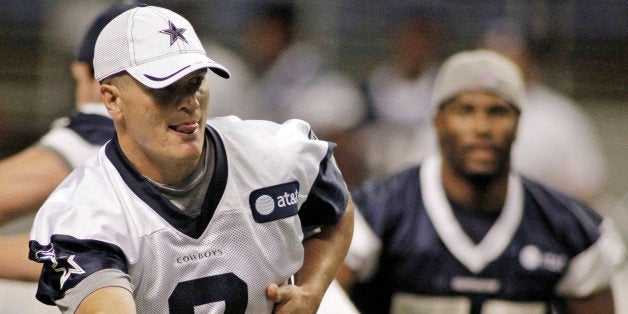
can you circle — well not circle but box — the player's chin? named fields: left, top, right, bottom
left=463, top=170, right=498, bottom=184
left=463, top=161, right=508, bottom=182
left=167, top=138, right=204, bottom=158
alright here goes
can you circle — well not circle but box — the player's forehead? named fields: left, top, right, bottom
left=443, top=90, right=514, bottom=110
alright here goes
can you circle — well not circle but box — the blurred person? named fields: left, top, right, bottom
left=480, top=17, right=607, bottom=204
left=0, top=1, right=141, bottom=282
left=339, top=49, right=625, bottom=313
left=608, top=192, right=628, bottom=312
left=0, top=2, right=139, bottom=313
left=29, top=5, right=353, bottom=313
left=203, top=39, right=257, bottom=119
left=0, top=3, right=125, bottom=226
left=358, top=11, right=446, bottom=179
left=242, top=2, right=367, bottom=187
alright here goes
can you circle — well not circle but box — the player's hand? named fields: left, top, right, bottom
left=266, top=282, right=320, bottom=314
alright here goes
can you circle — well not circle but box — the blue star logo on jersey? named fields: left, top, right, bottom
left=35, top=246, right=85, bottom=289
left=159, top=21, right=188, bottom=46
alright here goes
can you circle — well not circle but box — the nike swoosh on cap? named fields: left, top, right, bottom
left=143, top=65, right=190, bottom=81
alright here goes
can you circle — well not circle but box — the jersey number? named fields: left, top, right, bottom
left=168, top=273, right=248, bottom=313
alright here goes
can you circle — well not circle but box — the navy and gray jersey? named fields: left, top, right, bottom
left=37, top=103, right=114, bottom=170
left=349, top=155, right=625, bottom=314
left=29, top=116, right=349, bottom=313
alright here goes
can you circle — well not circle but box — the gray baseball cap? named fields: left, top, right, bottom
left=432, top=49, right=525, bottom=111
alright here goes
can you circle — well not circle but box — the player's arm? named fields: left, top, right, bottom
left=0, top=146, right=70, bottom=224
left=267, top=198, right=355, bottom=313
left=336, top=206, right=382, bottom=291
left=556, top=216, right=625, bottom=314
left=565, top=289, right=615, bottom=314
left=76, top=286, right=136, bottom=314
left=564, top=288, right=615, bottom=314
left=336, top=263, right=357, bottom=292
left=0, top=234, right=41, bottom=281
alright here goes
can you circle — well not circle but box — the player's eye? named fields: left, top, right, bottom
left=187, top=76, right=204, bottom=93
left=451, top=104, right=474, bottom=115
left=488, top=103, right=517, bottom=117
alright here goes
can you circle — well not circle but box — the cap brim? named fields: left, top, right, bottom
left=126, top=52, right=230, bottom=89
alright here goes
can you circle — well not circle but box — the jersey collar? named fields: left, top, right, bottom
left=105, top=125, right=228, bottom=239
left=421, top=154, right=524, bottom=273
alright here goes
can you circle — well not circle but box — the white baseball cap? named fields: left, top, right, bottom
left=431, top=49, right=525, bottom=111
left=94, top=5, right=230, bottom=89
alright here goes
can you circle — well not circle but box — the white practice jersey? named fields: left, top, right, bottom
left=29, top=116, right=349, bottom=313
left=37, top=103, right=114, bottom=170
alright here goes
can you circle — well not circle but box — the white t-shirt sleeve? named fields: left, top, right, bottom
left=55, top=269, right=132, bottom=314
left=555, top=218, right=627, bottom=297
left=344, top=208, right=382, bottom=281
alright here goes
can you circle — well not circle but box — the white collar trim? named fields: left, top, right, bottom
left=421, top=154, right=524, bottom=273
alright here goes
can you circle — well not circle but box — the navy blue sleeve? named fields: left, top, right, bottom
left=29, top=235, right=127, bottom=305
left=66, top=112, right=115, bottom=145
left=298, top=141, right=349, bottom=228
left=522, top=177, right=603, bottom=255
left=351, top=166, right=422, bottom=240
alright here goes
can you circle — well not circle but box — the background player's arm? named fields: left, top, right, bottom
left=564, top=288, right=615, bottom=314
left=0, top=146, right=70, bottom=224
left=0, top=234, right=41, bottom=281
left=336, top=264, right=358, bottom=291
left=0, top=147, right=70, bottom=282
left=76, top=286, right=136, bottom=314
left=336, top=207, right=382, bottom=291
left=268, top=198, right=355, bottom=313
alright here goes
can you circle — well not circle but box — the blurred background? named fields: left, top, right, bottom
left=1, top=0, right=625, bottom=205
left=0, top=0, right=625, bottom=312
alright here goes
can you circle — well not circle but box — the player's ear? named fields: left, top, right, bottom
left=433, top=108, right=443, bottom=129
left=100, top=81, right=122, bottom=118
left=511, top=115, right=520, bottom=141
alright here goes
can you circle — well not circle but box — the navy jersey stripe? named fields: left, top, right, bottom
left=29, top=235, right=127, bottom=305
left=299, top=141, right=349, bottom=227
left=104, top=125, right=228, bottom=239
left=66, top=112, right=115, bottom=145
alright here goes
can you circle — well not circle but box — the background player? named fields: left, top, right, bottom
left=0, top=1, right=140, bottom=282
left=29, top=5, right=353, bottom=313
left=0, top=3, right=137, bottom=312
left=339, top=49, right=625, bottom=313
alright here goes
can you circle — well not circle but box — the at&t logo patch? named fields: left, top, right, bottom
left=249, top=181, right=300, bottom=223
left=519, top=245, right=567, bottom=272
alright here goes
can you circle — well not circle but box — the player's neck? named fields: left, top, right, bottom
left=120, top=139, right=209, bottom=185
left=441, top=167, right=508, bottom=213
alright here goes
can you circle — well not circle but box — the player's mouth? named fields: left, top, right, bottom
left=465, top=144, right=499, bottom=161
left=169, top=122, right=200, bottom=135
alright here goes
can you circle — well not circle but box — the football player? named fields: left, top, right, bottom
left=29, top=5, right=353, bottom=313
left=340, top=49, right=625, bottom=314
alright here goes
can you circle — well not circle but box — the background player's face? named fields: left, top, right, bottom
left=434, top=91, right=519, bottom=181
left=110, top=70, right=210, bottom=171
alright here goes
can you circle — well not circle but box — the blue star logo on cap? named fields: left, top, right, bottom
left=159, top=21, right=188, bottom=46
